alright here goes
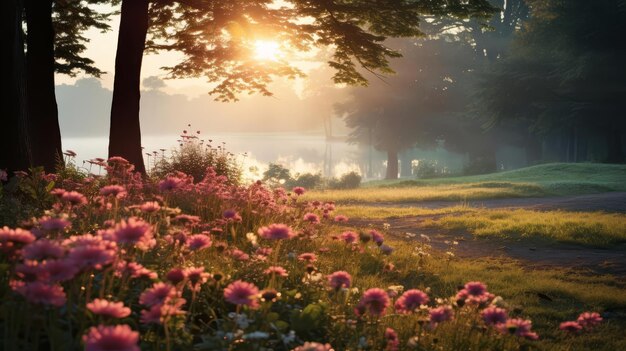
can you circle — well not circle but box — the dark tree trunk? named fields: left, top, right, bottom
left=385, top=149, right=399, bottom=180
left=605, top=128, right=625, bottom=163
left=0, top=0, right=32, bottom=175
left=108, top=0, right=149, bottom=174
left=524, top=135, right=542, bottom=165
left=25, top=0, right=62, bottom=172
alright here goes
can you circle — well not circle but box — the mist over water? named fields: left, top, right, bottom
left=63, top=133, right=365, bottom=181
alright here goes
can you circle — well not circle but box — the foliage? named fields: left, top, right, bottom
left=288, top=172, right=324, bottom=190
left=0, top=159, right=617, bottom=350
left=147, top=0, right=496, bottom=101
left=414, top=160, right=440, bottom=179
left=328, top=171, right=362, bottom=190
left=151, top=132, right=242, bottom=185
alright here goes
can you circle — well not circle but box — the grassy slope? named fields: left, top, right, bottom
left=307, top=163, right=626, bottom=203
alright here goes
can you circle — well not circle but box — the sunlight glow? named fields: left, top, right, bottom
left=254, top=40, right=281, bottom=61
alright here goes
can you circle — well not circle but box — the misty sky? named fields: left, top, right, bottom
left=55, top=6, right=353, bottom=137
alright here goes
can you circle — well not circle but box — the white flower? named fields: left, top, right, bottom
left=246, top=232, right=258, bottom=247
left=282, top=330, right=296, bottom=344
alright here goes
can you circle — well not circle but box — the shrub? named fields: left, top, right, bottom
left=287, top=172, right=323, bottom=189
left=414, top=159, right=439, bottom=178
left=151, top=131, right=241, bottom=185
left=329, top=171, right=361, bottom=189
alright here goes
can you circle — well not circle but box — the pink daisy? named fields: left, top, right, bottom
left=291, top=342, right=334, bottom=351
left=186, top=234, right=212, bottom=251
left=224, top=280, right=259, bottom=309
left=258, top=224, right=295, bottom=240
left=292, top=187, right=306, bottom=196
left=577, top=312, right=603, bottom=329
left=112, top=217, right=155, bottom=251
left=139, top=201, right=161, bottom=213
left=482, top=307, right=508, bottom=326
left=139, top=282, right=178, bottom=307
left=340, top=231, right=358, bottom=244
left=264, top=266, right=288, bottom=277
left=559, top=321, right=583, bottom=333
left=395, top=289, right=429, bottom=313
left=87, top=299, right=131, bottom=318
left=356, top=288, right=390, bottom=317
left=303, top=213, right=320, bottom=224
left=13, top=281, right=66, bottom=307
left=297, top=253, right=317, bottom=263
left=83, top=324, right=139, bottom=351
left=327, top=271, right=352, bottom=290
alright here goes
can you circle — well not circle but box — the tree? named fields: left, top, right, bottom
left=108, top=0, right=496, bottom=174
left=479, top=0, right=626, bottom=163
left=24, top=0, right=110, bottom=172
left=337, top=35, right=484, bottom=179
left=1, top=0, right=31, bottom=175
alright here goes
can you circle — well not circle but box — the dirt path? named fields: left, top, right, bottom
left=346, top=192, right=626, bottom=276
left=359, top=191, right=626, bottom=213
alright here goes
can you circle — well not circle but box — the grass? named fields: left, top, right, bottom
left=337, top=205, right=626, bottom=247
left=306, top=163, right=626, bottom=203
left=321, top=232, right=626, bottom=350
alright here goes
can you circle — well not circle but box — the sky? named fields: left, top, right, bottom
left=54, top=6, right=353, bottom=137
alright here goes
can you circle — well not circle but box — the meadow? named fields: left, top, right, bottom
left=305, top=163, right=626, bottom=204
left=0, top=158, right=622, bottom=351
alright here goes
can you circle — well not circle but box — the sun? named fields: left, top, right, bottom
left=253, top=40, right=281, bottom=61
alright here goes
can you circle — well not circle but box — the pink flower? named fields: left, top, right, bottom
left=140, top=297, right=186, bottom=325
left=224, top=280, right=259, bottom=309
left=264, top=266, right=288, bottom=277
left=40, top=259, right=79, bottom=282
left=185, top=267, right=210, bottom=291
left=297, top=253, right=317, bottom=262
left=61, top=191, right=87, bottom=205
left=384, top=328, right=399, bottom=351
left=559, top=321, right=583, bottom=333
left=117, top=262, right=158, bottom=280
left=173, top=214, right=201, bottom=226
left=303, top=213, right=320, bottom=224
left=340, top=231, right=357, bottom=244
left=83, top=324, right=139, bottom=351
left=22, top=239, right=65, bottom=260
left=497, top=318, right=539, bottom=340
left=291, top=342, right=334, bottom=351
left=68, top=244, right=116, bottom=270
left=159, top=176, right=183, bottom=191
left=166, top=268, right=187, bottom=284
left=465, top=281, right=488, bottom=296
left=112, top=217, right=155, bottom=251
left=258, top=224, right=295, bottom=240
left=456, top=281, right=494, bottom=306
left=139, top=282, right=178, bottom=307
left=370, top=230, right=384, bottom=246
left=356, top=288, right=390, bottom=317
left=223, top=209, right=241, bottom=221
left=230, top=249, right=250, bottom=261
left=13, top=281, right=66, bottom=307
left=292, top=187, right=306, bottom=196
left=39, top=216, right=71, bottom=231
left=429, top=305, right=454, bottom=325
left=100, top=185, right=127, bottom=198
left=186, top=234, right=212, bottom=251
left=327, top=271, right=352, bottom=290
left=87, top=299, right=131, bottom=318
left=0, top=227, right=36, bottom=253
left=481, top=307, right=508, bottom=326
left=395, top=289, right=429, bottom=313
left=333, top=215, right=348, bottom=222
left=140, top=201, right=161, bottom=213
left=577, top=312, right=602, bottom=329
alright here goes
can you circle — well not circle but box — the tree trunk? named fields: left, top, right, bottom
left=108, top=0, right=149, bottom=174
left=385, top=149, right=398, bottom=180
left=0, top=0, right=32, bottom=175
left=605, top=128, right=625, bottom=163
left=25, top=0, right=62, bottom=173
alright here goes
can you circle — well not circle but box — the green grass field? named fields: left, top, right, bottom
left=337, top=205, right=626, bottom=247
left=306, top=163, right=626, bottom=204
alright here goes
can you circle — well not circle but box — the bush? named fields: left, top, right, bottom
left=287, top=172, right=323, bottom=189
left=414, top=159, right=439, bottom=179
left=329, top=171, right=361, bottom=189
left=151, top=132, right=241, bottom=185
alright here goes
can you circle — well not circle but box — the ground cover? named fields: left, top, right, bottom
left=0, top=160, right=619, bottom=350
left=306, top=163, right=626, bottom=204
left=338, top=206, right=626, bottom=248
